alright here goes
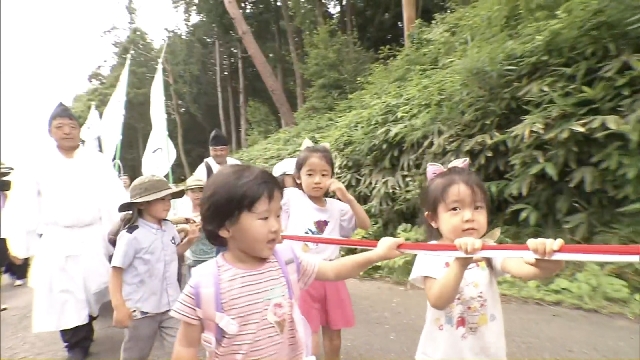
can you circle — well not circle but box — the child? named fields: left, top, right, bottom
left=409, top=158, right=565, bottom=360
left=281, top=144, right=371, bottom=360
left=179, top=176, right=224, bottom=282
left=170, top=164, right=403, bottom=360
left=109, top=175, right=201, bottom=360
left=272, top=157, right=297, bottom=189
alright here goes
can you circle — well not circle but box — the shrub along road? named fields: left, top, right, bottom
left=1, top=277, right=638, bottom=359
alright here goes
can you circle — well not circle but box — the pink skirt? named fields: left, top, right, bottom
left=299, top=279, right=355, bottom=333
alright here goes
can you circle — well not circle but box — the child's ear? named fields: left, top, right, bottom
left=218, top=225, right=231, bottom=239
left=424, top=211, right=438, bottom=228
left=294, top=174, right=302, bottom=184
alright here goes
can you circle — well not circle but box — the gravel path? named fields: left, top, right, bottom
left=2, top=277, right=638, bottom=359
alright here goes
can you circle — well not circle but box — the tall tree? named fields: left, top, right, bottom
left=281, top=0, right=305, bottom=109
left=223, top=0, right=296, bottom=127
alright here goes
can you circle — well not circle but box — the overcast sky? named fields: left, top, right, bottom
left=0, top=0, right=184, bottom=166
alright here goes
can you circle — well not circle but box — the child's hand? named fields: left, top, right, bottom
left=523, top=238, right=565, bottom=272
left=374, top=237, right=405, bottom=260
left=454, top=237, right=485, bottom=266
left=185, top=223, right=202, bottom=242
left=113, top=305, right=133, bottom=328
left=327, top=179, right=351, bottom=202
left=526, top=238, right=564, bottom=258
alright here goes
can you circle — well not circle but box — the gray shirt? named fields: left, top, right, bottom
left=111, top=218, right=181, bottom=313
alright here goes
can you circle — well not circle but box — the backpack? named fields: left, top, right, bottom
left=192, top=244, right=315, bottom=360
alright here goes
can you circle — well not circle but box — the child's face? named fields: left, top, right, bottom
left=296, top=155, right=332, bottom=198
left=139, top=195, right=173, bottom=223
left=187, top=188, right=203, bottom=206
left=282, top=174, right=296, bottom=188
left=427, top=183, right=488, bottom=242
left=222, top=193, right=283, bottom=260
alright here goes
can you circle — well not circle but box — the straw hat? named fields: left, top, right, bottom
left=185, top=175, right=205, bottom=190
left=118, top=175, right=185, bottom=212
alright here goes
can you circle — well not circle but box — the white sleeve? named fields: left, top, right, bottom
left=2, top=164, right=40, bottom=259
left=408, top=253, right=453, bottom=288
left=193, top=161, right=207, bottom=181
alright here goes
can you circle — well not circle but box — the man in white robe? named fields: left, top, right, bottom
left=2, top=103, right=128, bottom=360
left=192, top=129, right=241, bottom=181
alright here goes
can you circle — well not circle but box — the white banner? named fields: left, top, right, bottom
left=80, top=103, right=102, bottom=152
left=100, top=53, right=131, bottom=161
left=141, top=49, right=176, bottom=177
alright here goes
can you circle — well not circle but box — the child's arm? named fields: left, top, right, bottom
left=175, top=223, right=201, bottom=256
left=109, top=231, right=138, bottom=328
left=500, top=238, right=565, bottom=280
left=169, top=276, right=207, bottom=359
left=423, top=259, right=472, bottom=310
left=171, top=321, right=203, bottom=360
left=344, top=196, right=371, bottom=231
left=314, top=237, right=403, bottom=281
left=328, top=179, right=371, bottom=231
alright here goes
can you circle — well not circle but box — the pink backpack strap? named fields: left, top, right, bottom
left=192, top=260, right=232, bottom=345
left=273, top=244, right=301, bottom=299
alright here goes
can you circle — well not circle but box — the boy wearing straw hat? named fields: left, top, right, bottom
left=109, top=175, right=201, bottom=360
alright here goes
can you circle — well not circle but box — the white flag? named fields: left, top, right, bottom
left=100, top=53, right=132, bottom=161
left=80, top=103, right=102, bottom=152
left=141, top=53, right=176, bottom=177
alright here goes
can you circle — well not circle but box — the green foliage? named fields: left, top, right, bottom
left=246, top=100, right=280, bottom=147
left=299, top=23, right=375, bottom=116
left=238, top=0, right=640, bottom=314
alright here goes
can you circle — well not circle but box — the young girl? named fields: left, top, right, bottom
left=281, top=144, right=371, bottom=360
left=109, top=175, right=200, bottom=360
left=170, top=164, right=402, bottom=360
left=273, top=157, right=298, bottom=189
left=409, top=158, right=565, bottom=360
left=177, top=176, right=224, bottom=282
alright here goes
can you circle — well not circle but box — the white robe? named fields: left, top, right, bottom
left=2, top=146, right=128, bottom=333
left=192, top=156, right=241, bottom=181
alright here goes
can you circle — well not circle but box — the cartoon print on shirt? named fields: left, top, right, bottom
left=433, top=261, right=496, bottom=340
left=302, top=219, right=329, bottom=252
left=266, top=298, right=291, bottom=334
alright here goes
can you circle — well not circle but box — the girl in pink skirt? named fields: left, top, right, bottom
left=281, top=143, right=371, bottom=360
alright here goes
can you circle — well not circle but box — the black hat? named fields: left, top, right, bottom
left=48, top=102, right=79, bottom=128
left=209, top=129, right=228, bottom=147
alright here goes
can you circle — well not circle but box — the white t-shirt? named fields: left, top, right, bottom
left=281, top=187, right=356, bottom=261
left=192, top=156, right=242, bottom=181
left=409, top=245, right=508, bottom=360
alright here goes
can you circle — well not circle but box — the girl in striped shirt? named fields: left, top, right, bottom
left=170, top=164, right=403, bottom=360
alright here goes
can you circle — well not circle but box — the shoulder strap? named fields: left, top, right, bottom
left=193, top=260, right=224, bottom=343
left=204, top=161, right=214, bottom=179
left=273, top=245, right=301, bottom=300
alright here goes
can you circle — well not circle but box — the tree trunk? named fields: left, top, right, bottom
left=215, top=36, right=227, bottom=134
left=272, top=0, right=285, bottom=127
left=164, top=58, right=192, bottom=176
left=402, top=0, right=417, bottom=47
left=315, top=0, right=325, bottom=26
left=227, top=60, right=237, bottom=152
left=223, top=0, right=296, bottom=127
left=281, top=0, right=304, bottom=110
left=345, top=0, right=353, bottom=36
left=238, top=42, right=248, bottom=149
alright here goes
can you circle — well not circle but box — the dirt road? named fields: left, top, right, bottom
left=1, top=277, right=638, bottom=359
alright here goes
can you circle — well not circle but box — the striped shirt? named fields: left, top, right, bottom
left=170, top=252, right=319, bottom=359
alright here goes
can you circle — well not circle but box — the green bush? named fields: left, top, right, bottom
left=237, top=0, right=640, bottom=315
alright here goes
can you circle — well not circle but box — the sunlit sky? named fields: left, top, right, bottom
left=0, top=0, right=185, bottom=166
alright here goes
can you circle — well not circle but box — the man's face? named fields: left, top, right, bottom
left=49, top=118, right=80, bottom=150
left=209, top=146, right=229, bottom=165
